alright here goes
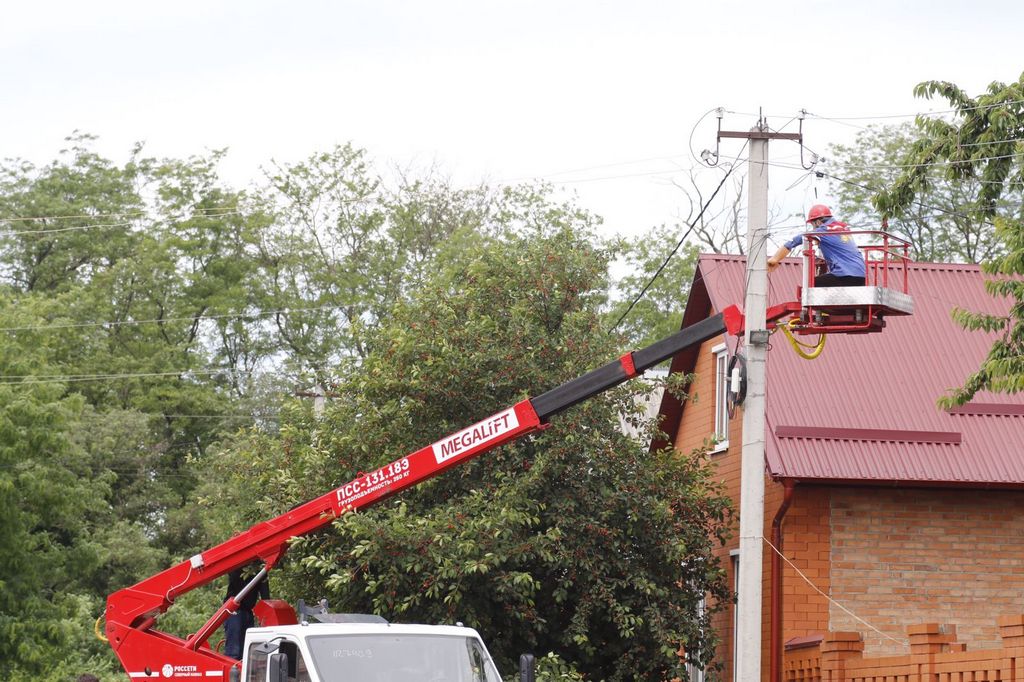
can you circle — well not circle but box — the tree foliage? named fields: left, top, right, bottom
left=202, top=226, right=732, bottom=680
left=253, top=145, right=497, bottom=381
left=607, top=226, right=700, bottom=348
left=607, top=166, right=773, bottom=350
left=0, top=301, right=124, bottom=680
left=827, top=122, right=1013, bottom=263
left=0, top=136, right=732, bottom=680
left=874, top=73, right=1024, bottom=404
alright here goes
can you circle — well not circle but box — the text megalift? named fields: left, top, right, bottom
left=432, top=408, right=520, bottom=463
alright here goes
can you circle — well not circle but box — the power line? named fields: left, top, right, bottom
left=825, top=152, right=1021, bottom=172
left=814, top=170, right=1000, bottom=229
left=542, top=167, right=693, bottom=184
left=0, top=303, right=345, bottom=333
left=805, top=98, right=1024, bottom=122
left=608, top=141, right=750, bottom=334
left=761, top=151, right=1022, bottom=175
left=1, top=212, right=249, bottom=236
left=945, top=137, right=1024, bottom=149
left=0, top=207, right=244, bottom=223
left=497, top=152, right=693, bottom=184
left=5, top=219, right=141, bottom=236
left=0, top=368, right=243, bottom=385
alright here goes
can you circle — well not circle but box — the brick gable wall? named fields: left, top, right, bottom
left=674, top=330, right=1024, bottom=680
left=829, top=487, right=1024, bottom=655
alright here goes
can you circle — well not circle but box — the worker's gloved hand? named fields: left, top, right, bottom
left=767, top=246, right=790, bottom=272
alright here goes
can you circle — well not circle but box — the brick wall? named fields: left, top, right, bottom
left=677, top=332, right=738, bottom=679
left=674, top=326, right=1024, bottom=678
left=779, top=487, right=831, bottom=639
left=829, top=487, right=1024, bottom=655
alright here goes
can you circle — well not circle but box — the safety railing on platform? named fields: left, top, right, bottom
left=802, top=230, right=913, bottom=295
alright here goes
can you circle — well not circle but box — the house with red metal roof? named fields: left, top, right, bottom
left=657, top=254, right=1024, bottom=682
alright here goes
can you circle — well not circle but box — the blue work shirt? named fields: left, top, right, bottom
left=784, top=218, right=866, bottom=278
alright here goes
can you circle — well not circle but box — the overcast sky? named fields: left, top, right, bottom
left=2, top=0, right=1021, bottom=245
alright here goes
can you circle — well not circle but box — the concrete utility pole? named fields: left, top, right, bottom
left=718, top=118, right=801, bottom=682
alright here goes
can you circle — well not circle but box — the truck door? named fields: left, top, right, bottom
left=245, top=639, right=312, bottom=682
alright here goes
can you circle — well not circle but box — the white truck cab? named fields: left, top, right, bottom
left=240, top=619, right=505, bottom=682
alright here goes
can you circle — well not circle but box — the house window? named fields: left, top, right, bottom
left=712, top=344, right=729, bottom=451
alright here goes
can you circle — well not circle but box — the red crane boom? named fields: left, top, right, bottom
left=105, top=308, right=744, bottom=679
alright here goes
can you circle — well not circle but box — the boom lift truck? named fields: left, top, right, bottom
left=104, top=232, right=912, bottom=682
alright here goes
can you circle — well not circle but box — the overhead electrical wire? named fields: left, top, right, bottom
left=0, top=207, right=244, bottom=223
left=0, top=107, right=1014, bottom=347
left=6, top=219, right=146, bottom=236
left=0, top=214, right=249, bottom=236
left=760, top=152, right=1023, bottom=174
left=0, top=368, right=242, bottom=386
left=0, top=102, right=1016, bottom=224
left=607, top=141, right=750, bottom=334
left=544, top=167, right=694, bottom=184
left=805, top=97, right=1024, bottom=122
left=496, top=152, right=694, bottom=185
left=824, top=152, right=1021, bottom=172
left=0, top=303, right=346, bottom=333
left=815, top=170, right=1001, bottom=228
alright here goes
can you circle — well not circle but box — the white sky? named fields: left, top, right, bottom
left=2, top=0, right=1022, bottom=245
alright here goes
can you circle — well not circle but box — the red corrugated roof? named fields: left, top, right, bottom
left=689, top=254, right=1024, bottom=487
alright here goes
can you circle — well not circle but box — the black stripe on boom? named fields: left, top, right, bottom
left=530, top=313, right=726, bottom=420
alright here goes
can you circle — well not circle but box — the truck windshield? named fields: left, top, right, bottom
left=306, top=633, right=502, bottom=682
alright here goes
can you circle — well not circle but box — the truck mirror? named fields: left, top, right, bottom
left=519, top=653, right=536, bottom=682
left=268, top=652, right=289, bottom=682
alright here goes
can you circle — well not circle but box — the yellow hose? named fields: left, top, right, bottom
left=95, top=614, right=108, bottom=642
left=778, top=319, right=826, bottom=360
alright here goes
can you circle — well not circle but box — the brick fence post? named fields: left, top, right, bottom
left=907, top=623, right=959, bottom=682
left=998, top=615, right=1024, bottom=682
left=820, top=632, right=864, bottom=682
left=908, top=623, right=958, bottom=655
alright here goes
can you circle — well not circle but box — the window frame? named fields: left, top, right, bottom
left=712, top=343, right=730, bottom=452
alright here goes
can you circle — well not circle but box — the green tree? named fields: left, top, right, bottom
left=607, top=226, right=700, bottom=348
left=202, top=225, right=732, bottom=681
left=252, top=145, right=496, bottom=384
left=875, top=73, right=1024, bottom=403
left=0, top=297, right=124, bottom=680
left=0, top=137, right=273, bottom=558
left=827, top=122, right=1011, bottom=263
left=0, top=133, right=144, bottom=294
left=0, top=137, right=275, bottom=680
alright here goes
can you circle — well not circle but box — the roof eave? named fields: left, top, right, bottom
left=650, top=262, right=714, bottom=452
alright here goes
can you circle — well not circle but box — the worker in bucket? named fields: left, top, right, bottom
left=224, top=568, right=270, bottom=660
left=768, top=204, right=866, bottom=286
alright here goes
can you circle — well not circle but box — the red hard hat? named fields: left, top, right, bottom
left=806, top=204, right=832, bottom=223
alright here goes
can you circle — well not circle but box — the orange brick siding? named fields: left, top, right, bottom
left=829, top=487, right=1024, bottom=656
left=674, top=333, right=728, bottom=456
left=674, top=331, right=1024, bottom=681
left=677, top=332, right=738, bottom=679
left=779, top=487, right=831, bottom=639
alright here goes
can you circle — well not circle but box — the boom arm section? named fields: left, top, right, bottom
left=106, top=307, right=740, bottom=679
